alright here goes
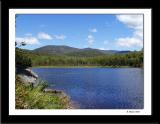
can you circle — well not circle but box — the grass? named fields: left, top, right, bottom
left=15, top=75, right=70, bottom=109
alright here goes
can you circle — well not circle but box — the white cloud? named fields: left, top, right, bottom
left=89, top=28, right=97, bottom=33
left=37, top=32, right=66, bottom=40
left=53, top=35, right=66, bottom=40
left=16, top=37, right=39, bottom=45
left=16, top=32, right=67, bottom=46
left=37, top=32, right=52, bottom=40
left=116, top=15, right=143, bottom=30
left=87, top=35, right=94, bottom=45
left=116, top=15, right=143, bottom=48
left=116, top=37, right=143, bottom=47
left=134, top=29, right=143, bottom=40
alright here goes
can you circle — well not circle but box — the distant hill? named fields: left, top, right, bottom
left=32, top=45, right=130, bottom=57
left=33, top=45, right=80, bottom=55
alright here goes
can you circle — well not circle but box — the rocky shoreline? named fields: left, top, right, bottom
left=16, top=66, right=75, bottom=109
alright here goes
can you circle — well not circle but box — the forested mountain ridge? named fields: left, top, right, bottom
left=31, top=45, right=130, bottom=56
left=33, top=45, right=80, bottom=55
left=16, top=46, right=143, bottom=67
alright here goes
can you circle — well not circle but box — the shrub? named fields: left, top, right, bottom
left=15, top=75, right=69, bottom=109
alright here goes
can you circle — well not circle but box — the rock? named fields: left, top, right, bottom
left=16, top=67, right=38, bottom=79
left=17, top=74, right=37, bottom=86
left=25, top=68, right=38, bottom=79
left=43, top=88, right=63, bottom=94
left=16, top=67, right=38, bottom=86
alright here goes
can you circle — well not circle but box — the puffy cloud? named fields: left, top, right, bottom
left=134, top=29, right=143, bottom=40
left=37, top=32, right=66, bottom=40
left=116, top=15, right=143, bottom=48
left=116, top=15, right=143, bottom=30
left=16, top=32, right=67, bottom=46
left=89, top=28, right=97, bottom=33
left=87, top=35, right=94, bottom=45
left=37, top=32, right=52, bottom=40
left=116, top=37, right=143, bottom=47
left=16, top=37, right=39, bottom=45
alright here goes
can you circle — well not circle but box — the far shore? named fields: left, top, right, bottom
left=32, top=65, right=132, bottom=68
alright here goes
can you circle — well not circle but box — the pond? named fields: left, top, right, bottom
left=32, top=68, right=144, bottom=109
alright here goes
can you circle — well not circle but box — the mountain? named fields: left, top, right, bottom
left=32, top=45, right=130, bottom=56
left=33, top=45, right=80, bottom=55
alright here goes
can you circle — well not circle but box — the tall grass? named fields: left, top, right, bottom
left=15, top=76, right=70, bottom=109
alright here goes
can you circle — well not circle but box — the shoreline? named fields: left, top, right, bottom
left=32, top=68, right=75, bottom=109
left=32, top=65, right=132, bottom=68
left=16, top=67, right=75, bottom=109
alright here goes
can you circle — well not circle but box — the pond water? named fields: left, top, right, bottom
left=32, top=68, right=144, bottom=109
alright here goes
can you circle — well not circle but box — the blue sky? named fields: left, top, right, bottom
left=16, top=14, right=143, bottom=51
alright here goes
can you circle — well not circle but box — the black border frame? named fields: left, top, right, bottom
left=1, top=0, right=159, bottom=123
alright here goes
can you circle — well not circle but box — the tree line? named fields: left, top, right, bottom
left=16, top=48, right=143, bottom=68
left=16, top=48, right=32, bottom=67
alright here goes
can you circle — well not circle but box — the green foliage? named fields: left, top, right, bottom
left=16, top=48, right=143, bottom=68
left=65, top=50, right=105, bottom=57
left=16, top=48, right=32, bottom=67
left=15, top=76, right=69, bottom=109
left=31, top=52, right=143, bottom=67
